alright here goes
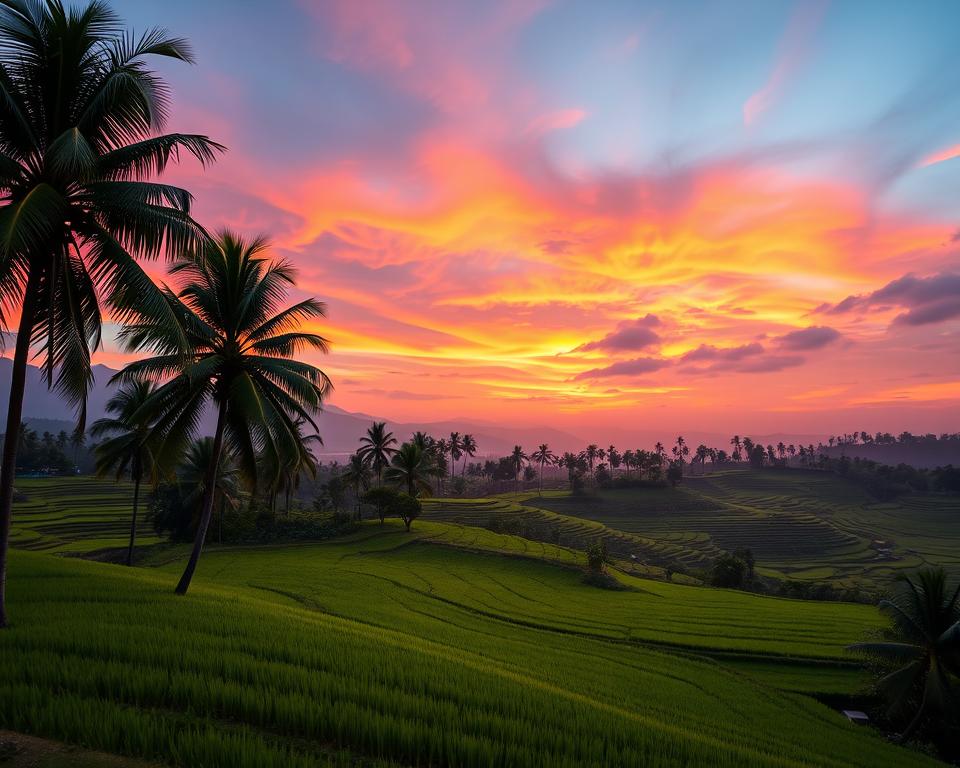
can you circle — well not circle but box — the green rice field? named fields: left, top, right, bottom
left=0, top=475, right=946, bottom=767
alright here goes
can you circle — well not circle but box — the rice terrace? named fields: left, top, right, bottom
left=0, top=1, right=958, bottom=767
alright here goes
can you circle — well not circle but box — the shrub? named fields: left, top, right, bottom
left=585, top=541, right=609, bottom=574
left=710, top=554, right=747, bottom=589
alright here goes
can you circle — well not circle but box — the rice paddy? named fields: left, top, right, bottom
left=0, top=475, right=946, bottom=766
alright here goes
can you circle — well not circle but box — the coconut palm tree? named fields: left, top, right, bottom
left=385, top=442, right=434, bottom=497
left=510, top=445, right=527, bottom=494
left=730, top=435, right=742, bottom=462
left=0, top=0, right=223, bottom=628
left=448, top=432, right=463, bottom=479
left=341, top=452, right=371, bottom=520
left=848, top=567, right=960, bottom=743
left=358, top=422, right=397, bottom=486
left=530, top=443, right=554, bottom=495
left=115, top=231, right=330, bottom=595
left=585, top=444, right=599, bottom=476
left=178, top=436, right=240, bottom=546
left=460, top=433, right=477, bottom=478
left=90, top=379, right=158, bottom=566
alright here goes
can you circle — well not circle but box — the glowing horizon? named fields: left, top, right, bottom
left=103, top=1, right=960, bottom=436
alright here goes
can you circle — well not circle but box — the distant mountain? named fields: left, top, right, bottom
left=0, top=361, right=585, bottom=457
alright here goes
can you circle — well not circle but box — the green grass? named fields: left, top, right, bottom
left=8, top=477, right=161, bottom=554
left=0, top=476, right=942, bottom=767
left=518, top=469, right=960, bottom=590
left=2, top=540, right=934, bottom=768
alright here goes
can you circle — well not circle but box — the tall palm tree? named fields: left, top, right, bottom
left=358, top=421, right=396, bottom=486
left=178, top=436, right=239, bottom=546
left=385, top=442, right=434, bottom=497
left=531, top=443, right=554, bottom=495
left=585, top=444, right=599, bottom=475
left=460, top=433, right=477, bottom=478
left=448, top=432, right=463, bottom=479
left=90, top=379, right=157, bottom=566
left=341, top=452, right=371, bottom=520
left=510, top=445, right=527, bottom=494
left=730, top=435, right=742, bottom=462
left=848, top=567, right=960, bottom=743
left=116, top=231, right=331, bottom=595
left=0, top=0, right=222, bottom=628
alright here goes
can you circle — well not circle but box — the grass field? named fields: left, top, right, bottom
left=0, top=475, right=944, bottom=766
left=511, top=469, right=960, bottom=590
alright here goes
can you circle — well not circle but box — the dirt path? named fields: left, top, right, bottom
left=0, top=731, right=162, bottom=768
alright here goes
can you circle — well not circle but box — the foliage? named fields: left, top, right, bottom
left=849, top=567, right=960, bottom=751
left=666, top=460, right=683, bottom=487
left=585, top=540, right=609, bottom=574
left=12, top=425, right=73, bottom=473
left=711, top=554, right=748, bottom=589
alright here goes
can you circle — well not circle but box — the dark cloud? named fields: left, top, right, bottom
left=822, top=272, right=960, bottom=326
left=575, top=314, right=661, bottom=352
left=574, top=356, right=668, bottom=380
left=678, top=343, right=805, bottom=374
left=777, top=325, right=841, bottom=350
left=680, top=342, right=763, bottom=363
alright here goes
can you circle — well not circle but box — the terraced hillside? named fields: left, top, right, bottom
left=1, top=524, right=935, bottom=768
left=524, top=469, right=959, bottom=589
left=8, top=477, right=159, bottom=554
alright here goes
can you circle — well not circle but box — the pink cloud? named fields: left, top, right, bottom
left=743, top=0, right=828, bottom=126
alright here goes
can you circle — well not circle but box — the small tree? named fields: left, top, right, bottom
left=394, top=492, right=421, bottom=531
left=732, top=547, right=755, bottom=582
left=361, top=486, right=397, bottom=524
left=586, top=540, right=609, bottom=574
left=710, top=554, right=747, bottom=588
left=666, top=460, right=683, bottom=487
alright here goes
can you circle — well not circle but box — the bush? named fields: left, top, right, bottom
left=666, top=461, right=683, bottom=487
left=710, top=554, right=747, bottom=589
left=585, top=541, right=609, bottom=574
left=393, top=492, right=421, bottom=531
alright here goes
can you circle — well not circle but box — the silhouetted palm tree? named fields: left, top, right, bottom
left=585, top=444, right=599, bottom=475
left=460, top=433, right=477, bottom=477
left=730, top=435, right=742, bottom=462
left=91, top=379, right=158, bottom=565
left=385, top=442, right=434, bottom=497
left=358, top=422, right=397, bottom=486
left=178, top=436, right=239, bottom=546
left=531, top=443, right=554, bottom=495
left=448, top=432, right=463, bottom=479
left=116, top=231, right=330, bottom=595
left=848, top=567, right=960, bottom=743
left=511, top=445, right=527, bottom=494
left=341, top=452, right=371, bottom=520
left=0, top=0, right=223, bottom=628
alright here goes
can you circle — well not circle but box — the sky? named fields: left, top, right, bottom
left=113, top=0, right=960, bottom=439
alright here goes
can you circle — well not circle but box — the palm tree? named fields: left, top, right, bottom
left=510, top=445, right=527, bottom=494
left=116, top=231, right=331, bottom=595
left=448, top=432, right=463, bottom=479
left=341, top=452, right=371, bottom=520
left=385, top=442, right=434, bottom=497
left=358, top=422, right=397, bottom=486
left=530, top=443, right=554, bottom=494
left=90, top=379, right=157, bottom=566
left=69, top=427, right=85, bottom=472
left=178, top=436, right=240, bottom=546
left=848, top=567, right=960, bottom=743
left=460, top=433, right=477, bottom=478
left=0, top=0, right=222, bottom=628
left=585, top=444, right=599, bottom=475
left=730, top=435, right=742, bottom=463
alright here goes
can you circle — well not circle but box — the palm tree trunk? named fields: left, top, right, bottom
left=0, top=269, right=40, bottom=628
left=175, top=398, right=227, bottom=596
left=218, top=494, right=224, bottom=545
left=126, top=470, right=141, bottom=567
left=538, top=461, right=543, bottom=495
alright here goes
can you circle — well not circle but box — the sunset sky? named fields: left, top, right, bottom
left=117, top=0, right=960, bottom=438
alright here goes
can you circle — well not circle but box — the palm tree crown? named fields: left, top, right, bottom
left=385, top=442, right=434, bottom=497
left=0, top=0, right=222, bottom=627
left=358, top=421, right=397, bottom=485
left=117, top=230, right=331, bottom=594
left=90, top=377, right=157, bottom=565
left=848, top=567, right=960, bottom=742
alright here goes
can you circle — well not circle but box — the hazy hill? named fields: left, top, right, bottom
left=0, top=360, right=583, bottom=457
